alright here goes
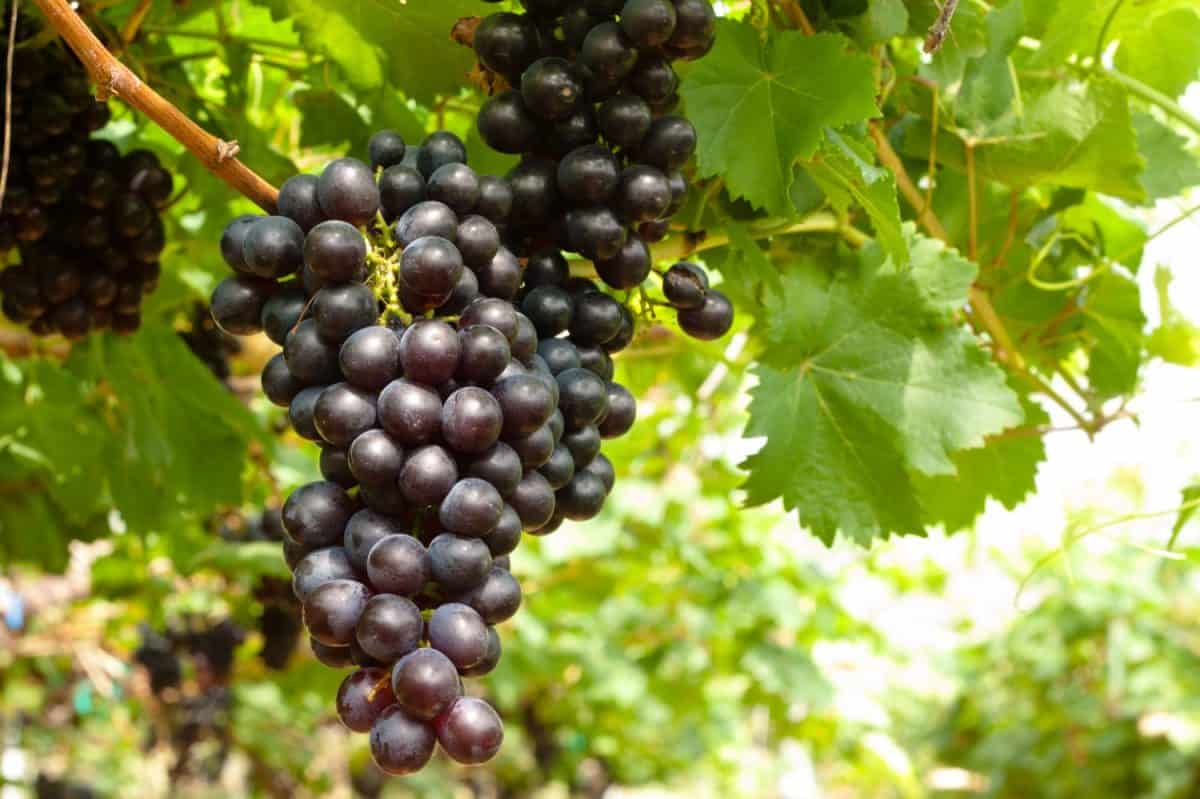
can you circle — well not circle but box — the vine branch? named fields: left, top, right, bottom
left=924, top=0, right=959, bottom=54
left=29, top=0, right=279, bottom=212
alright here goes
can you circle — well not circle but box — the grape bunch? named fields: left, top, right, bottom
left=470, top=0, right=733, bottom=340
left=0, top=13, right=170, bottom=338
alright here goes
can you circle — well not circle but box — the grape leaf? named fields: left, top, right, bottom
left=1171, top=483, right=1200, bottom=547
left=741, top=232, right=1023, bottom=544
left=1148, top=265, right=1200, bottom=367
left=295, top=88, right=371, bottom=150
left=916, top=392, right=1049, bottom=531
left=680, top=21, right=878, bottom=215
left=1114, top=8, right=1200, bottom=99
left=1082, top=270, right=1146, bottom=398
left=803, top=129, right=907, bottom=265
left=1028, top=0, right=1197, bottom=68
left=902, top=78, right=1146, bottom=202
left=255, top=0, right=489, bottom=101
left=956, top=0, right=1024, bottom=131
left=848, top=0, right=908, bottom=45
left=1133, top=113, right=1200, bottom=201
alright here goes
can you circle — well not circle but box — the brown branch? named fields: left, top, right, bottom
left=924, top=0, right=959, bottom=54
left=778, top=0, right=815, bottom=34
left=118, top=0, right=151, bottom=47
left=30, top=0, right=279, bottom=212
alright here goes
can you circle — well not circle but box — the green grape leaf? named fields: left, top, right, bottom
left=680, top=21, right=878, bottom=215
left=255, top=0, right=489, bottom=101
left=916, top=392, right=1049, bottom=531
left=1115, top=8, right=1200, bottom=98
left=1148, top=265, right=1200, bottom=367
left=186, top=541, right=291, bottom=579
left=849, top=0, right=909, bottom=45
left=803, top=129, right=907, bottom=265
left=1059, top=194, right=1147, bottom=272
left=741, top=232, right=1023, bottom=544
left=902, top=78, right=1146, bottom=202
left=1171, top=483, right=1200, bottom=547
left=294, top=88, right=371, bottom=150
left=957, top=0, right=1024, bottom=130
left=1133, top=113, right=1200, bottom=201
left=1082, top=270, right=1146, bottom=397
left=64, top=327, right=264, bottom=534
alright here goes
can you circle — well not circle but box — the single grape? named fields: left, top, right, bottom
left=281, top=481, right=356, bottom=548
left=378, top=165, right=426, bottom=222
left=662, top=261, right=708, bottom=309
left=394, top=200, right=458, bottom=247
left=317, top=157, right=380, bottom=225
left=460, top=297, right=520, bottom=343
left=303, top=578, right=371, bottom=646
left=556, top=367, right=609, bottom=428
left=378, top=378, right=443, bottom=446
left=539, top=445, right=576, bottom=489
left=304, top=220, right=367, bottom=283
left=456, top=215, right=501, bottom=269
left=347, top=429, right=405, bottom=487
left=637, top=115, right=697, bottom=172
left=563, top=424, right=602, bottom=468
left=598, top=382, right=637, bottom=438
left=435, top=697, right=504, bottom=765
left=320, top=444, right=358, bottom=488
left=510, top=470, right=556, bottom=530
left=538, top=338, right=582, bottom=375
left=493, top=374, right=556, bottom=437
left=667, top=0, right=717, bottom=52
left=219, top=214, right=258, bottom=273
left=556, top=471, right=608, bottom=520
left=400, top=236, right=464, bottom=298
left=477, top=91, right=540, bottom=155
left=460, top=627, right=503, bottom=677
left=603, top=305, right=636, bottom=354
left=465, top=442, right=523, bottom=498
left=457, top=324, right=511, bottom=385
left=475, top=246, right=523, bottom=302
left=416, top=132, right=468, bottom=179
left=626, top=53, right=678, bottom=105
left=564, top=206, right=626, bottom=261
left=442, top=388, right=504, bottom=455
left=399, top=320, right=462, bottom=386
left=557, top=144, right=620, bottom=206
left=278, top=174, right=325, bottom=232
left=677, top=289, right=734, bottom=340
left=583, top=452, right=616, bottom=493
left=475, top=176, right=513, bottom=224
left=595, top=235, right=651, bottom=289
left=314, top=283, right=377, bottom=344
left=356, top=593, right=423, bottom=662
left=619, top=165, right=671, bottom=222
left=366, top=534, right=431, bottom=597
left=284, top=319, right=342, bottom=384
left=391, top=648, right=462, bottom=721
left=262, top=353, right=302, bottom=407
left=211, top=276, right=274, bottom=335
left=506, top=158, right=559, bottom=228
left=370, top=705, right=436, bottom=775
left=260, top=283, right=307, bottom=346
left=621, top=0, right=677, bottom=47
left=474, top=12, right=542, bottom=78
left=293, top=546, right=357, bottom=602
left=427, top=163, right=480, bottom=216
left=569, top=290, right=624, bottom=346
left=312, top=638, right=355, bottom=669
left=369, top=129, right=407, bottom=170
left=548, top=107, right=600, bottom=156
left=460, top=566, right=521, bottom=624
left=438, top=477, right=504, bottom=537
left=398, top=445, right=459, bottom=507
left=336, top=667, right=395, bottom=733
left=340, top=326, right=401, bottom=392
left=426, top=602, right=489, bottom=671
left=520, top=57, right=583, bottom=121
left=580, top=21, right=637, bottom=80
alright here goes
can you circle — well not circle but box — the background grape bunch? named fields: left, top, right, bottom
left=0, top=8, right=171, bottom=339
left=472, top=0, right=733, bottom=339
left=209, top=107, right=729, bottom=771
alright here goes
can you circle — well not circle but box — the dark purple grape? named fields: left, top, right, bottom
left=312, top=638, right=355, bottom=669
left=460, top=566, right=521, bottom=624
left=509, top=422, right=556, bottom=469
left=401, top=236, right=464, bottom=297
left=668, top=0, right=716, bottom=52
left=426, top=602, right=489, bottom=670
left=378, top=378, right=443, bottom=446
left=356, top=593, right=423, bottom=662
left=260, top=283, right=307, bottom=346
left=460, top=297, right=519, bottom=342
left=370, top=706, right=436, bottom=775
left=460, top=626, right=502, bottom=677
left=662, top=261, right=708, bottom=309
left=416, top=132, right=467, bottom=179
left=320, top=445, right=358, bottom=488
left=427, top=163, right=480, bottom=217
left=436, top=698, right=503, bottom=765
left=563, top=424, right=601, bottom=468
left=289, top=386, right=322, bottom=441
left=391, top=648, right=461, bottom=721
left=366, top=534, right=430, bottom=596
left=465, top=442, right=523, bottom=497
left=482, top=505, right=522, bottom=556
left=457, top=324, right=511, bottom=385
left=577, top=344, right=615, bottom=379
left=285, top=318, right=342, bottom=384
left=211, top=276, right=274, bottom=335
left=493, top=374, right=556, bottom=437
left=442, top=388, right=504, bottom=455
left=506, top=158, right=559, bottom=228
left=340, top=326, right=401, bottom=391
left=456, top=215, right=501, bottom=269
left=303, top=578, right=371, bottom=646
left=564, top=206, right=626, bottom=261
left=314, top=282, right=377, bottom=344
left=474, top=12, right=542, bottom=78
left=570, top=291, right=624, bottom=346
left=282, top=481, right=356, bottom=548
left=580, top=21, right=637, bottom=80
left=621, top=0, right=676, bottom=47
left=378, top=165, right=426, bottom=222
left=399, top=445, right=459, bottom=507
left=475, top=176, right=513, bottom=224
left=317, top=157, right=380, bottom=225
left=539, top=445, right=576, bottom=489
left=304, top=220, right=367, bottom=283
left=595, top=235, right=651, bottom=289
left=626, top=53, right=678, bottom=105
left=262, top=353, right=302, bottom=407
left=510, top=470, right=556, bottom=530
left=293, top=546, right=357, bottom=602
left=399, top=319, right=461, bottom=386
left=219, top=214, right=258, bottom=273
left=598, top=382, right=636, bottom=438
left=348, top=430, right=405, bottom=487
left=438, top=477, right=504, bottom=537
left=556, top=367, right=609, bottom=428
left=369, top=129, right=408, bottom=170
left=583, top=452, right=616, bottom=493
left=475, top=246, right=523, bottom=301
left=337, top=667, right=395, bottom=733
left=557, top=471, right=607, bottom=520
left=678, top=290, right=733, bottom=340
left=477, top=91, right=540, bottom=154
left=428, top=533, right=493, bottom=592
left=521, top=57, right=583, bottom=121
left=638, top=116, right=697, bottom=171
left=278, top=174, right=325, bottom=232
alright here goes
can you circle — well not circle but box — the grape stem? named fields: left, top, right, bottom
left=0, top=0, right=18, bottom=213
left=29, top=0, right=280, bottom=212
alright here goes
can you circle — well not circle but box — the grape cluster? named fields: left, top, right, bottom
left=209, top=126, right=660, bottom=774
left=471, top=0, right=732, bottom=340
left=0, top=15, right=170, bottom=338
left=34, top=774, right=100, bottom=799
